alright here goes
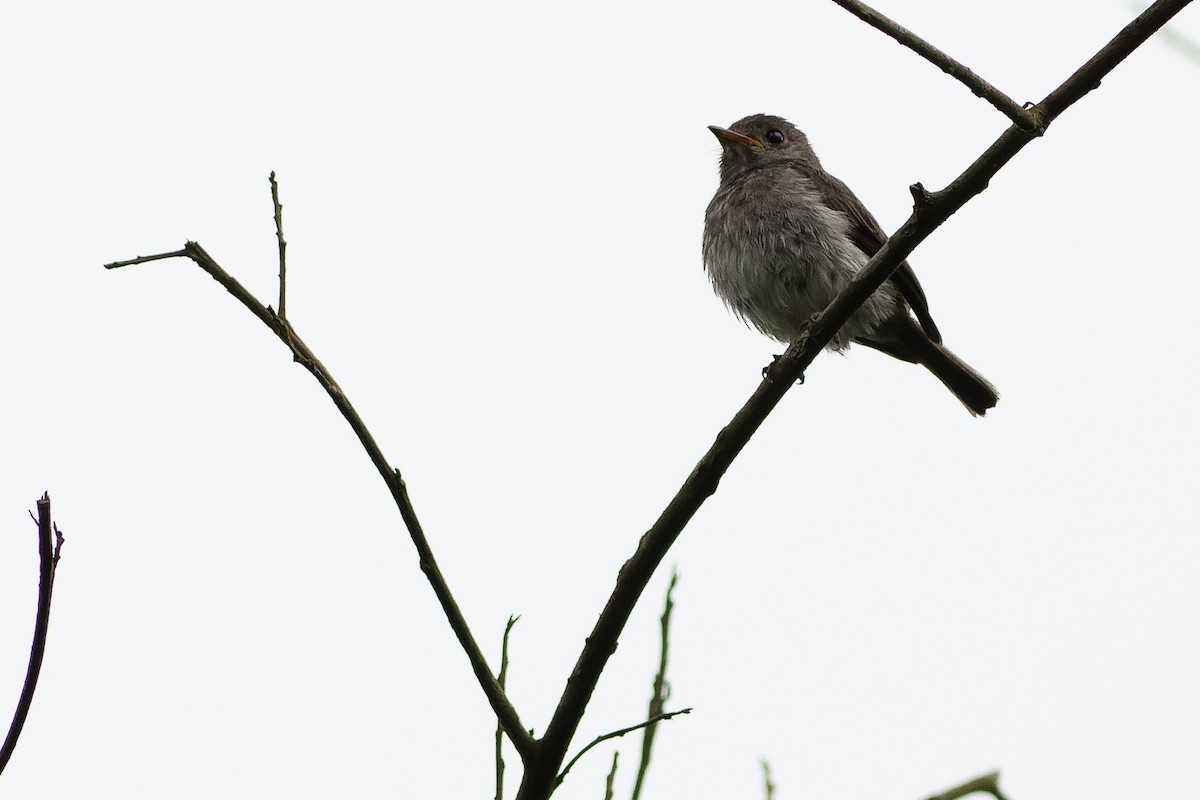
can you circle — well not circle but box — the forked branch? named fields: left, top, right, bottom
left=102, top=2, right=1191, bottom=795
left=105, top=232, right=536, bottom=763
left=515, top=2, right=1193, bottom=796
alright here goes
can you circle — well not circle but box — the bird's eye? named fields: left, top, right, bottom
left=766, top=130, right=785, bottom=145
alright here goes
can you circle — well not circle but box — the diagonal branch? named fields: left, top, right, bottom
left=516, top=1, right=1193, bottom=796
left=0, top=493, right=65, bottom=774
left=104, top=240, right=537, bottom=762
left=829, top=0, right=1040, bottom=131
left=555, top=708, right=692, bottom=790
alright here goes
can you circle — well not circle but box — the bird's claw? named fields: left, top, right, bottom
left=762, top=354, right=805, bottom=385
left=761, top=357, right=777, bottom=382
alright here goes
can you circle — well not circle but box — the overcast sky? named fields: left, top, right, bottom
left=2, top=1, right=1198, bottom=798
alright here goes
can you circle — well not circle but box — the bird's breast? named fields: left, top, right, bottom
left=703, top=172, right=870, bottom=343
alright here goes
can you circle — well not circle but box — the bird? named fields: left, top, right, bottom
left=703, top=113, right=998, bottom=416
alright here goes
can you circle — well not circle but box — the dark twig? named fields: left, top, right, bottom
left=630, top=570, right=678, bottom=800
left=104, top=249, right=189, bottom=269
left=556, top=709, right=692, bottom=789
left=269, top=171, right=287, bottom=319
left=603, top=752, right=619, bottom=800
left=927, top=771, right=1010, bottom=800
left=761, top=759, right=776, bottom=800
left=0, top=493, right=65, bottom=774
left=829, top=0, right=1040, bottom=131
left=104, top=240, right=536, bottom=762
left=496, top=615, right=520, bottom=800
left=515, top=2, right=1193, bottom=796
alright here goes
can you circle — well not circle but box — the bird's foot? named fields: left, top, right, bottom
left=761, top=355, right=780, bottom=382
left=762, top=354, right=805, bottom=385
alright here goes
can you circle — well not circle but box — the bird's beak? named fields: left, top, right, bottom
left=708, top=125, right=764, bottom=150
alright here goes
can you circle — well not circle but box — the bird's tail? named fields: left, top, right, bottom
left=915, top=338, right=999, bottom=417
left=860, top=319, right=999, bottom=416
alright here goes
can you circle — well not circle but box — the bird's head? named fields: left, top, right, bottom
left=708, top=114, right=818, bottom=182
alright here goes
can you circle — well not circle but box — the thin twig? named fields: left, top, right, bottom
left=105, top=249, right=189, bottom=269
left=556, top=709, right=691, bottom=789
left=269, top=171, right=287, bottom=319
left=761, top=759, right=776, bottom=800
left=515, top=2, right=1193, bottom=796
left=630, top=570, right=678, bottom=800
left=829, top=0, right=1040, bottom=131
left=496, top=615, right=520, bottom=800
left=603, top=752, right=619, bottom=800
left=0, top=493, right=66, bottom=774
left=103, top=240, right=536, bottom=762
left=927, top=770, right=1009, bottom=800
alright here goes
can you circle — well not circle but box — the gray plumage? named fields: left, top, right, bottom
left=703, top=114, right=998, bottom=416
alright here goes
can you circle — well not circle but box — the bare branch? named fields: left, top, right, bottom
left=603, top=752, right=619, bottom=800
left=761, top=759, right=776, bottom=800
left=927, top=771, right=1010, bottom=800
left=102, top=240, right=537, bottom=762
left=556, top=709, right=692, bottom=790
left=496, top=615, right=520, bottom=800
left=104, top=249, right=190, bottom=269
left=829, top=0, right=1040, bottom=131
left=819, top=0, right=1192, bottom=345
left=630, top=570, right=678, bottom=800
left=269, top=172, right=288, bottom=319
left=516, top=2, right=1193, bottom=796
left=0, top=493, right=66, bottom=774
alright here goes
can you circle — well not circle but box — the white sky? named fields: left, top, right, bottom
left=2, top=1, right=1198, bottom=798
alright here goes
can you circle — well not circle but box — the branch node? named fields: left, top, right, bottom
left=1023, top=105, right=1049, bottom=136
left=909, top=182, right=934, bottom=210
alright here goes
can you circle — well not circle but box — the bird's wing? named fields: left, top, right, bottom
left=811, top=170, right=942, bottom=344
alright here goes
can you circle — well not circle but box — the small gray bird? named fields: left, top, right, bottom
left=703, top=114, right=998, bottom=416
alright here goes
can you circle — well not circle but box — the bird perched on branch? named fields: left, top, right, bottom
left=703, top=113, right=998, bottom=416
